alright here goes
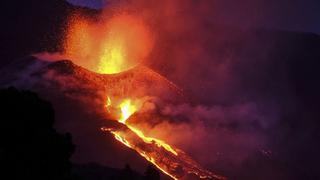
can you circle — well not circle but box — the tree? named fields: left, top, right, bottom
left=144, top=164, right=160, bottom=180
left=0, top=87, right=75, bottom=180
left=119, top=164, right=135, bottom=180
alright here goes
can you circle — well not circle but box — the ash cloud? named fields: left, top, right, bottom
left=103, top=1, right=320, bottom=179
left=105, top=0, right=320, bottom=33
left=135, top=99, right=275, bottom=173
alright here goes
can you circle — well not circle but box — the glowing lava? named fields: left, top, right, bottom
left=103, top=97, right=226, bottom=180
left=119, top=99, right=137, bottom=123
left=113, top=98, right=178, bottom=156
left=64, top=13, right=154, bottom=74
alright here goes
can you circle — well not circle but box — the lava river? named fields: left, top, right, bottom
left=101, top=98, right=226, bottom=180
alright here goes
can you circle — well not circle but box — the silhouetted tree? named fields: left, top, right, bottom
left=0, top=87, right=75, bottom=180
left=119, top=164, right=135, bottom=180
left=143, top=165, right=160, bottom=180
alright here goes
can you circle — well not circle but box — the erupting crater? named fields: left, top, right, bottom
left=63, top=13, right=154, bottom=74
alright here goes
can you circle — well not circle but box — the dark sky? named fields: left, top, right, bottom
left=67, top=0, right=104, bottom=9
left=67, top=0, right=320, bottom=34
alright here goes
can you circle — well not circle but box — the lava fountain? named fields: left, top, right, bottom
left=102, top=97, right=226, bottom=180
left=63, top=13, right=154, bottom=74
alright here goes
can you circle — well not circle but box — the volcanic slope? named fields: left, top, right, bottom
left=0, top=56, right=185, bottom=104
left=0, top=56, right=188, bottom=178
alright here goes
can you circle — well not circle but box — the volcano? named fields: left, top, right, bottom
left=0, top=56, right=184, bottom=102
left=0, top=56, right=226, bottom=180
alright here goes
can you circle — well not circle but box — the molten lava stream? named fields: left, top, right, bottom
left=102, top=98, right=226, bottom=180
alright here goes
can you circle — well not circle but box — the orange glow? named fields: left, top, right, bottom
left=64, top=13, right=154, bottom=74
left=105, top=96, right=112, bottom=112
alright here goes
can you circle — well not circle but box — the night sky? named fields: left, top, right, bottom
left=67, top=0, right=320, bottom=34
left=67, top=0, right=104, bottom=9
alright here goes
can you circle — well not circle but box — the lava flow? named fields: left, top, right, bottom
left=102, top=97, right=226, bottom=180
